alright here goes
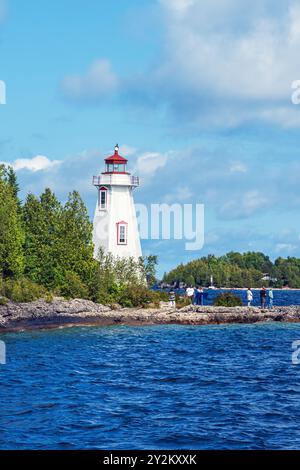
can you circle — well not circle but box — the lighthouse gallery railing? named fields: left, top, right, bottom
left=92, top=175, right=139, bottom=187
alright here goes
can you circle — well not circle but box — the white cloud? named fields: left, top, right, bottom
left=275, top=243, right=298, bottom=253
left=118, top=144, right=137, bottom=157
left=229, top=161, right=248, bottom=174
left=153, top=0, right=300, bottom=128
left=160, top=0, right=195, bottom=14
left=164, top=185, right=193, bottom=202
left=219, top=190, right=270, bottom=219
left=2, top=155, right=62, bottom=172
left=58, top=1, right=300, bottom=128
left=258, top=106, right=300, bottom=128
left=61, top=59, right=119, bottom=103
left=134, top=151, right=168, bottom=177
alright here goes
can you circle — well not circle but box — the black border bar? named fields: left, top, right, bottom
left=0, top=450, right=298, bottom=466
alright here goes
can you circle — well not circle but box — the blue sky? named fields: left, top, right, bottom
left=1, top=0, right=300, bottom=276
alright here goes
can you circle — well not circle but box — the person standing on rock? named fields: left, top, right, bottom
left=168, top=289, right=176, bottom=308
left=246, top=288, right=253, bottom=307
left=268, top=288, right=274, bottom=309
left=260, top=287, right=267, bottom=309
left=193, top=286, right=199, bottom=305
left=197, top=287, right=204, bottom=306
left=186, top=286, right=194, bottom=304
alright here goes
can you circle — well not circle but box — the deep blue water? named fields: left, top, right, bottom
left=210, top=289, right=300, bottom=306
left=159, top=288, right=300, bottom=307
left=1, top=323, right=300, bottom=449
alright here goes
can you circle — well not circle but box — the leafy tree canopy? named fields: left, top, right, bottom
left=163, top=252, right=300, bottom=288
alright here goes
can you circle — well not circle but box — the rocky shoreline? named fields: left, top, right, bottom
left=1, top=299, right=300, bottom=332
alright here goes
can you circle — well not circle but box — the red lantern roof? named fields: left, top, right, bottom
left=105, top=145, right=128, bottom=164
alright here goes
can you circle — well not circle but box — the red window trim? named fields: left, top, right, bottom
left=116, top=221, right=128, bottom=245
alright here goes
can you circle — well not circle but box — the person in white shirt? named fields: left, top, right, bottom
left=246, top=287, right=253, bottom=307
left=186, top=286, right=195, bottom=304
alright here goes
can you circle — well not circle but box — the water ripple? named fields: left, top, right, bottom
left=1, top=323, right=300, bottom=449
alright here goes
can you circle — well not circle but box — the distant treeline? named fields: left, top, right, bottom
left=0, top=165, right=157, bottom=305
left=163, top=252, right=300, bottom=288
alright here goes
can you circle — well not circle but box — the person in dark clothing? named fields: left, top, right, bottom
left=193, top=287, right=198, bottom=305
left=192, top=287, right=198, bottom=305
left=260, top=287, right=267, bottom=309
left=196, top=287, right=204, bottom=306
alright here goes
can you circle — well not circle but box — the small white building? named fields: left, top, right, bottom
left=92, top=145, right=142, bottom=260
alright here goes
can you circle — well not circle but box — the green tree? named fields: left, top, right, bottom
left=0, top=166, right=24, bottom=277
left=90, top=248, right=150, bottom=305
left=140, top=255, right=158, bottom=286
left=23, top=188, right=62, bottom=288
left=59, top=271, right=89, bottom=299
left=163, top=251, right=279, bottom=288
left=5, top=166, right=20, bottom=200
left=57, top=191, right=94, bottom=286
left=185, top=274, right=195, bottom=286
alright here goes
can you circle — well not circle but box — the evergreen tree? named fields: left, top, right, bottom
left=23, top=188, right=62, bottom=288
left=5, top=166, right=20, bottom=200
left=140, top=255, right=158, bottom=286
left=57, top=190, right=94, bottom=288
left=0, top=166, right=24, bottom=277
left=23, top=193, right=43, bottom=283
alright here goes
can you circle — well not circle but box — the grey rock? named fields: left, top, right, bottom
left=1, top=300, right=300, bottom=332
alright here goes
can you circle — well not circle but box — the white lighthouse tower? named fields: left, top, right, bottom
left=92, top=145, right=142, bottom=260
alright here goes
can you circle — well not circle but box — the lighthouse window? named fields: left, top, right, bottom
left=117, top=223, right=127, bottom=245
left=99, top=188, right=107, bottom=210
left=106, top=163, right=126, bottom=173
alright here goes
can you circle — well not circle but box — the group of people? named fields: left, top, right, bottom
left=168, top=286, right=275, bottom=308
left=185, top=286, right=204, bottom=305
left=186, top=285, right=274, bottom=309
left=168, top=286, right=205, bottom=307
left=247, top=286, right=274, bottom=308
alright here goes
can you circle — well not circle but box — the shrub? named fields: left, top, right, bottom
left=59, top=271, right=89, bottom=299
left=4, top=277, right=46, bottom=302
left=92, top=282, right=124, bottom=306
left=119, top=297, right=134, bottom=308
left=0, top=296, right=9, bottom=305
left=118, top=284, right=160, bottom=308
left=213, top=292, right=242, bottom=307
left=156, top=290, right=169, bottom=302
left=44, top=292, right=54, bottom=303
left=175, top=295, right=191, bottom=309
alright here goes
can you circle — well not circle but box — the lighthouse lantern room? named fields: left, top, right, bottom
left=92, top=145, right=142, bottom=260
